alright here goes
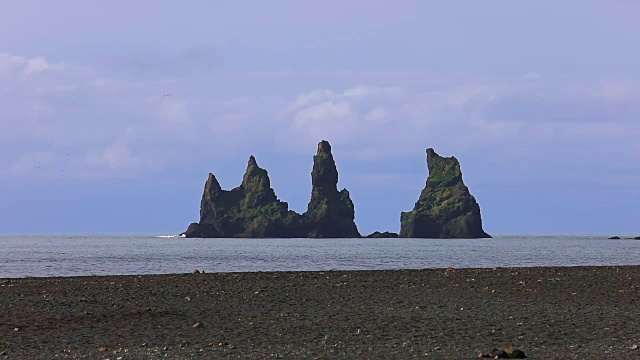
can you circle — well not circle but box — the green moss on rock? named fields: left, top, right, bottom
left=399, top=148, right=490, bottom=239
left=183, top=156, right=303, bottom=238
left=302, top=141, right=360, bottom=238
left=182, top=141, right=360, bottom=238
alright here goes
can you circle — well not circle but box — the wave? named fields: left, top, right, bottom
left=156, top=234, right=181, bottom=238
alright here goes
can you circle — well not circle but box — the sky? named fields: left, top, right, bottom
left=1, top=1, right=639, bottom=235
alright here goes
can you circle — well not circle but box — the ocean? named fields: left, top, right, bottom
left=1, top=234, right=639, bottom=278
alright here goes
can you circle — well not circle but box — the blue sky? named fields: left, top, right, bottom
left=1, top=1, right=639, bottom=235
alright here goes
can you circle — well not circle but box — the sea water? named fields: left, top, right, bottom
left=0, top=234, right=639, bottom=278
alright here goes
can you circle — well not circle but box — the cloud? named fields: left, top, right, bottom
left=596, top=78, right=634, bottom=99
left=0, top=52, right=67, bottom=77
left=1, top=51, right=638, bottom=183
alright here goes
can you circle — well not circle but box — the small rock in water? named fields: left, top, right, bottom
left=609, top=236, right=621, bottom=239
left=192, top=269, right=200, bottom=274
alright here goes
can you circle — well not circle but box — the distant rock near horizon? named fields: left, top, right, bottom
left=182, top=140, right=360, bottom=238
left=399, top=148, right=491, bottom=239
left=365, top=231, right=399, bottom=239
left=608, top=236, right=640, bottom=240
left=182, top=143, right=491, bottom=239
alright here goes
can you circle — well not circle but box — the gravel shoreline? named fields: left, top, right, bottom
left=2, top=266, right=640, bottom=359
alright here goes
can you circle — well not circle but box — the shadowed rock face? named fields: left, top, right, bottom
left=365, top=231, right=399, bottom=238
left=182, top=141, right=360, bottom=238
left=399, top=148, right=490, bottom=239
left=302, top=141, right=360, bottom=238
left=184, top=156, right=303, bottom=238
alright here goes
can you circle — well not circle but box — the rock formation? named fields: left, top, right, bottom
left=183, top=156, right=303, bottom=238
left=400, top=148, right=490, bottom=239
left=182, top=141, right=360, bottom=238
left=365, top=231, right=399, bottom=238
left=302, top=141, right=360, bottom=238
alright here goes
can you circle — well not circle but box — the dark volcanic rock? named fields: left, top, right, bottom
left=182, top=156, right=303, bottom=238
left=399, top=148, right=490, bottom=239
left=182, top=222, right=218, bottom=238
left=302, top=141, right=361, bottom=238
left=365, top=231, right=399, bottom=238
left=609, top=236, right=621, bottom=240
left=480, top=347, right=527, bottom=359
left=182, top=141, right=360, bottom=238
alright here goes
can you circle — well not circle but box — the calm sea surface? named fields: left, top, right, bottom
left=1, top=234, right=639, bottom=278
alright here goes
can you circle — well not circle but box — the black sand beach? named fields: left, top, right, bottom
left=2, top=266, right=640, bottom=359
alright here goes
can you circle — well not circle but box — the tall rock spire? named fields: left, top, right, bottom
left=303, top=140, right=361, bottom=238
left=181, top=141, right=361, bottom=238
left=399, top=148, right=490, bottom=239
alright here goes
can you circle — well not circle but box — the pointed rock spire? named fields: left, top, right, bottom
left=400, top=148, right=490, bottom=239
left=241, top=155, right=276, bottom=203
left=182, top=140, right=361, bottom=238
left=304, top=140, right=360, bottom=238
left=311, top=140, right=339, bottom=189
left=183, top=156, right=297, bottom=238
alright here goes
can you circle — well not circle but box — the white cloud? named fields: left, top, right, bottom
left=598, top=78, right=634, bottom=99
left=0, top=52, right=66, bottom=77
left=365, top=106, right=387, bottom=122
left=1, top=51, right=638, bottom=181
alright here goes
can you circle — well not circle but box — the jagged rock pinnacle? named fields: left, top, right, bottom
left=400, top=148, right=490, bottom=239
left=317, top=140, right=332, bottom=155
left=304, top=140, right=360, bottom=238
left=311, top=140, right=339, bottom=189
left=182, top=140, right=361, bottom=238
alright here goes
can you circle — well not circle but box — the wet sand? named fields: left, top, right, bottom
left=2, top=266, right=640, bottom=359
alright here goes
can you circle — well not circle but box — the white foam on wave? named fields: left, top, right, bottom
left=156, top=234, right=180, bottom=238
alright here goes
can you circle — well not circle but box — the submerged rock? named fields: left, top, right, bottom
left=400, top=148, right=490, bottom=239
left=302, top=141, right=360, bottom=238
left=365, top=231, right=399, bottom=238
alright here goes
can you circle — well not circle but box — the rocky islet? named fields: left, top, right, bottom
left=182, top=141, right=490, bottom=238
left=400, top=148, right=491, bottom=239
left=183, top=140, right=359, bottom=238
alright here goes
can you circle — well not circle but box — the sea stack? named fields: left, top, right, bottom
left=183, top=156, right=303, bottom=238
left=182, top=141, right=360, bottom=238
left=399, top=148, right=490, bottom=239
left=302, top=141, right=361, bottom=238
